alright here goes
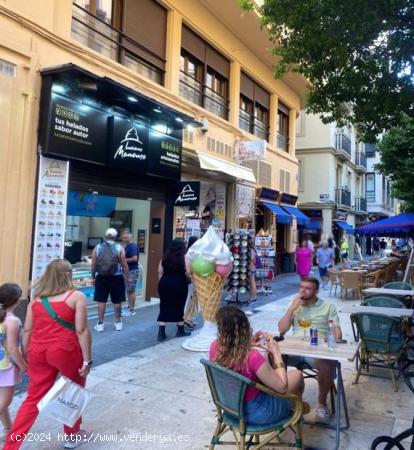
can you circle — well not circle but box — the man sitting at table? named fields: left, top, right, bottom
left=278, top=276, right=342, bottom=422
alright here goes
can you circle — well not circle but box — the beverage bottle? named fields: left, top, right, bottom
left=327, top=320, right=336, bottom=349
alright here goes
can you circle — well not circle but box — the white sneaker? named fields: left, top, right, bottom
left=94, top=322, right=104, bottom=332
left=114, top=321, right=123, bottom=331
left=121, top=308, right=136, bottom=317
left=314, top=404, right=331, bottom=423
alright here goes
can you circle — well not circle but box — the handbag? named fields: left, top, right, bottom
left=40, top=297, right=75, bottom=331
left=37, top=376, right=91, bottom=427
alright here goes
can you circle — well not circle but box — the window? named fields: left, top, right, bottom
left=180, top=26, right=230, bottom=119
left=72, top=0, right=165, bottom=84
left=239, top=72, right=270, bottom=140
left=279, top=169, right=290, bottom=192
left=277, top=102, right=290, bottom=151
left=366, top=173, right=375, bottom=202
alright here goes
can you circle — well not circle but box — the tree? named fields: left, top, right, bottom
left=241, top=0, right=414, bottom=141
left=376, top=114, right=414, bottom=212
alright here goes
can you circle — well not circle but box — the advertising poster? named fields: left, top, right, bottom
left=200, top=182, right=226, bottom=229
left=31, top=157, right=69, bottom=283
left=236, top=184, right=255, bottom=220
left=237, top=139, right=267, bottom=162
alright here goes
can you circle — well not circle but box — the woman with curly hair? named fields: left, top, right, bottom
left=209, top=305, right=304, bottom=425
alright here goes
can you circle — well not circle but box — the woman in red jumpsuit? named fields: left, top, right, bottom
left=4, top=259, right=92, bottom=449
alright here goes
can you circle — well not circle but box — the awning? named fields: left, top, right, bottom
left=303, top=220, right=321, bottom=230
left=335, top=221, right=354, bottom=234
left=262, top=202, right=292, bottom=225
left=197, top=152, right=256, bottom=183
left=281, top=205, right=310, bottom=226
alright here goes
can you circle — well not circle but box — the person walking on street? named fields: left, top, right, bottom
left=157, top=239, right=191, bottom=342
left=4, top=259, right=92, bottom=450
left=120, top=231, right=139, bottom=317
left=340, top=237, right=349, bottom=265
left=379, top=238, right=387, bottom=257
left=373, top=236, right=380, bottom=256
left=295, top=240, right=313, bottom=280
left=316, top=241, right=335, bottom=289
left=248, top=239, right=258, bottom=303
left=183, top=236, right=199, bottom=328
left=0, top=284, right=26, bottom=442
left=91, top=228, right=130, bottom=332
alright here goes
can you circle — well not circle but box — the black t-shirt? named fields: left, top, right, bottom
left=125, top=242, right=139, bottom=270
left=379, top=240, right=387, bottom=249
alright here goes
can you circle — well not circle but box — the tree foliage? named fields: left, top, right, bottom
left=376, top=114, right=414, bottom=212
left=242, top=0, right=414, bottom=141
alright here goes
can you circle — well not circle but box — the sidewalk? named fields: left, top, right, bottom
left=11, top=283, right=414, bottom=449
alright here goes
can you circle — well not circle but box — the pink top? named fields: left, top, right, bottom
left=209, top=340, right=265, bottom=401
left=295, top=246, right=312, bottom=277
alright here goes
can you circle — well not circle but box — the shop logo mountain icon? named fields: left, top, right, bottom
left=114, top=128, right=146, bottom=160
left=175, top=184, right=198, bottom=204
left=42, top=161, right=65, bottom=178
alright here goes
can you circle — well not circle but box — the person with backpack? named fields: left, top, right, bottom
left=91, top=228, right=130, bottom=332
left=248, top=239, right=259, bottom=303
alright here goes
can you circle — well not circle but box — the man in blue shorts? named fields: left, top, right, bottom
left=316, top=241, right=335, bottom=290
left=121, top=231, right=139, bottom=317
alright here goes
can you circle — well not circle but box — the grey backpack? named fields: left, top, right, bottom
left=95, top=243, right=119, bottom=275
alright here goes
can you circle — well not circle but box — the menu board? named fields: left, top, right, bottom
left=137, top=229, right=146, bottom=253
left=31, top=157, right=69, bottom=283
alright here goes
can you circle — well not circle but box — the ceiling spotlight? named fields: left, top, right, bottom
left=153, top=107, right=162, bottom=113
left=127, top=96, right=138, bottom=102
left=175, top=117, right=183, bottom=123
left=52, top=84, right=67, bottom=94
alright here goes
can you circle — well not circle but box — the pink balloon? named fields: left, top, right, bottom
left=215, top=263, right=233, bottom=279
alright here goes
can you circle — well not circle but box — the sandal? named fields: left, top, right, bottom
left=184, top=321, right=197, bottom=328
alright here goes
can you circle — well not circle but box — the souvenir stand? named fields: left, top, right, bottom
left=255, top=234, right=274, bottom=295
left=225, top=230, right=252, bottom=305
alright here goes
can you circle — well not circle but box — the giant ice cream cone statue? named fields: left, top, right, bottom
left=182, top=227, right=233, bottom=352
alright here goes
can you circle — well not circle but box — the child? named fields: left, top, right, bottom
left=0, top=284, right=26, bottom=440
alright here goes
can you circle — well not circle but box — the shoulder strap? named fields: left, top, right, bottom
left=40, top=297, right=76, bottom=331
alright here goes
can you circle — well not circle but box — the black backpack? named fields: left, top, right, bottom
left=95, top=242, right=119, bottom=276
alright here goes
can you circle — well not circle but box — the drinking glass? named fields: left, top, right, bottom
left=297, top=307, right=312, bottom=341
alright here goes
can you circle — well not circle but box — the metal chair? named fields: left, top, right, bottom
left=384, top=281, right=413, bottom=290
left=371, top=416, right=414, bottom=449
left=200, top=359, right=303, bottom=450
left=351, top=313, right=405, bottom=391
left=362, top=295, right=406, bottom=309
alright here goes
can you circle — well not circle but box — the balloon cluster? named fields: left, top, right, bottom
left=186, top=227, right=233, bottom=279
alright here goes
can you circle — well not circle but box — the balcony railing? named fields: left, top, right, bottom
left=355, top=197, right=367, bottom=212
left=277, top=132, right=289, bottom=152
left=366, top=191, right=376, bottom=202
left=365, top=144, right=376, bottom=157
left=335, top=187, right=351, bottom=207
left=355, top=152, right=367, bottom=169
left=239, top=109, right=269, bottom=140
left=335, top=132, right=351, bottom=157
left=179, top=70, right=229, bottom=120
left=71, top=2, right=164, bottom=84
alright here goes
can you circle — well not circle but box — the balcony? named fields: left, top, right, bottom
left=355, top=152, right=367, bottom=172
left=277, top=132, right=289, bottom=152
left=71, top=2, right=164, bottom=84
left=335, top=132, right=352, bottom=160
left=355, top=197, right=367, bottom=214
left=335, top=187, right=352, bottom=207
left=366, top=191, right=376, bottom=202
left=365, top=144, right=376, bottom=157
left=239, top=109, right=269, bottom=141
left=179, top=71, right=229, bottom=120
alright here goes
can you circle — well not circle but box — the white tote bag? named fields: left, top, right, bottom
left=37, top=376, right=91, bottom=427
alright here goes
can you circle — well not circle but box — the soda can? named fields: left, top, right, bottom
left=310, top=328, right=318, bottom=346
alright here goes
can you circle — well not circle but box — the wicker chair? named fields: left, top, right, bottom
left=201, top=359, right=303, bottom=450
left=362, top=270, right=381, bottom=290
left=339, top=271, right=363, bottom=300
left=351, top=313, right=405, bottom=392
left=327, top=268, right=340, bottom=296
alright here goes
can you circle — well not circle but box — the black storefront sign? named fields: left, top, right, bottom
left=173, top=181, right=200, bottom=206
left=108, top=116, right=149, bottom=173
left=47, top=94, right=108, bottom=164
left=258, top=187, right=279, bottom=202
left=280, top=192, right=298, bottom=205
left=147, top=129, right=182, bottom=180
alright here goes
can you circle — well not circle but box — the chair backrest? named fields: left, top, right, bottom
left=340, top=271, right=362, bottom=288
left=200, top=358, right=253, bottom=421
left=351, top=313, right=403, bottom=353
left=362, top=295, right=406, bottom=309
left=327, top=269, right=339, bottom=282
left=384, top=281, right=413, bottom=290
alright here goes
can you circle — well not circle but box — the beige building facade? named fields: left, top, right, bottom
left=0, top=0, right=306, bottom=297
left=296, top=112, right=368, bottom=255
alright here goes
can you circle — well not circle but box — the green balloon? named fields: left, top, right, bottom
left=191, top=256, right=215, bottom=277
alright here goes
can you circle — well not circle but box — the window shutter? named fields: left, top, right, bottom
left=240, top=72, right=254, bottom=101
left=181, top=25, right=205, bottom=62
left=279, top=169, right=285, bottom=192
left=285, top=171, right=290, bottom=192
